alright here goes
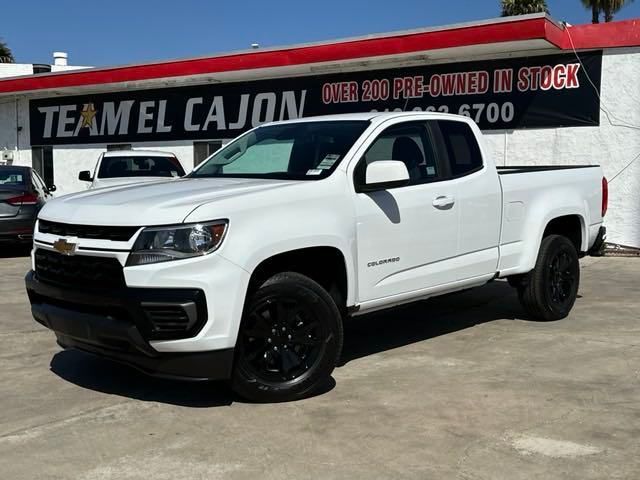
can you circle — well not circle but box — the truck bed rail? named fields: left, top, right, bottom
left=497, top=165, right=600, bottom=175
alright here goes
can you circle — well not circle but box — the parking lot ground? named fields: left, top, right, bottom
left=1, top=253, right=639, bottom=479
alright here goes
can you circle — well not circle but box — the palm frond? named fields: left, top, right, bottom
left=0, top=39, right=14, bottom=63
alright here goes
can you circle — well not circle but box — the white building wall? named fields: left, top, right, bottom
left=0, top=96, right=31, bottom=167
left=0, top=62, right=90, bottom=79
left=0, top=64, right=34, bottom=78
left=483, top=47, right=640, bottom=247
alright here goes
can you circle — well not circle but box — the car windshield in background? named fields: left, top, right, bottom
left=0, top=168, right=26, bottom=188
left=190, top=121, right=370, bottom=180
left=98, top=156, right=185, bottom=179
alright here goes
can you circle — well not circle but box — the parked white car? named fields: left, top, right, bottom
left=78, top=150, right=186, bottom=189
left=27, top=112, right=607, bottom=402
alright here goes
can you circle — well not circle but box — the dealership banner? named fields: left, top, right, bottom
left=29, top=52, right=602, bottom=145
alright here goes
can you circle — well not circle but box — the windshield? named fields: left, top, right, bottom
left=98, top=156, right=185, bottom=179
left=190, top=121, right=369, bottom=180
left=0, top=168, right=27, bottom=188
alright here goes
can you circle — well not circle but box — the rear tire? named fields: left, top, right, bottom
left=232, top=272, right=343, bottom=402
left=518, top=235, right=580, bottom=321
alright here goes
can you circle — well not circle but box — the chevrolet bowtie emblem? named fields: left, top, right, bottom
left=53, top=238, right=78, bottom=256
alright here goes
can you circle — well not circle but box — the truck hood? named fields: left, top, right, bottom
left=39, top=177, right=297, bottom=226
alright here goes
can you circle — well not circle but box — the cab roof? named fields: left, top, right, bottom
left=102, top=149, right=177, bottom=158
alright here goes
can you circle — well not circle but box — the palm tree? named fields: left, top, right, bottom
left=581, top=0, right=634, bottom=23
left=582, top=0, right=601, bottom=22
left=0, top=40, right=13, bottom=63
left=501, top=0, right=549, bottom=16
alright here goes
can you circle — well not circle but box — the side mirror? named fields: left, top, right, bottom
left=78, top=171, right=92, bottom=182
left=47, top=184, right=56, bottom=193
left=360, top=161, right=410, bottom=192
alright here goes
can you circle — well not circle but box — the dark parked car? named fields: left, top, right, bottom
left=0, top=166, right=55, bottom=243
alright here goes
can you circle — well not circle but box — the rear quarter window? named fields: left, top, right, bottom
left=436, top=121, right=483, bottom=177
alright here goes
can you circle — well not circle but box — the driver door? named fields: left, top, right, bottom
left=353, top=120, right=460, bottom=303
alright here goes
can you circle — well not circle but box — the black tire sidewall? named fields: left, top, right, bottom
left=232, top=272, right=342, bottom=402
left=540, top=237, right=580, bottom=318
left=521, top=234, right=580, bottom=321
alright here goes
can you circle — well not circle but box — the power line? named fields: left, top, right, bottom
left=564, top=24, right=640, bottom=183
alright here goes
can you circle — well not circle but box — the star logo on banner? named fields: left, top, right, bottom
left=80, top=103, right=97, bottom=128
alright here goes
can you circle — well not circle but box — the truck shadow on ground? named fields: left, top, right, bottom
left=0, top=245, right=31, bottom=258
left=340, top=280, right=527, bottom=366
left=50, top=350, right=236, bottom=408
left=50, top=280, right=526, bottom=407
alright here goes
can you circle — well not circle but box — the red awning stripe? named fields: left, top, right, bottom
left=0, top=16, right=637, bottom=95
left=0, top=18, right=551, bottom=94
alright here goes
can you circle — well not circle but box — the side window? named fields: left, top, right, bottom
left=194, top=141, right=223, bottom=167
left=354, top=121, right=440, bottom=188
left=435, top=120, right=483, bottom=177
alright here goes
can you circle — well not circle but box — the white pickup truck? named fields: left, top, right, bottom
left=26, top=112, right=607, bottom=402
left=78, top=150, right=186, bottom=189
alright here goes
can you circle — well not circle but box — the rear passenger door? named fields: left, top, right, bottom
left=429, top=120, right=502, bottom=280
left=353, top=120, right=460, bottom=303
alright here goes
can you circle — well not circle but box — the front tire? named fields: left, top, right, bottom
left=232, top=272, right=343, bottom=402
left=518, top=235, right=580, bottom=321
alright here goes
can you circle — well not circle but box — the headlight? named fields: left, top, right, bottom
left=126, top=220, right=228, bottom=266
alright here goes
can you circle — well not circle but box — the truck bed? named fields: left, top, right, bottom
left=496, top=163, right=604, bottom=276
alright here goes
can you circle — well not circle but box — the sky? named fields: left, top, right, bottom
left=3, top=0, right=639, bottom=67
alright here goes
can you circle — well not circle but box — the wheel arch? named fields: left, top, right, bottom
left=246, top=246, right=352, bottom=314
left=501, top=207, right=588, bottom=277
left=542, top=214, right=586, bottom=254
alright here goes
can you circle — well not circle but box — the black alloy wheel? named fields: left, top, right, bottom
left=518, top=234, right=580, bottom=321
left=232, top=272, right=343, bottom=402
left=241, top=296, right=324, bottom=383
left=547, top=250, right=578, bottom=307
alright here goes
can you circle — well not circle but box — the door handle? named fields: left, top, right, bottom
left=432, top=195, right=455, bottom=209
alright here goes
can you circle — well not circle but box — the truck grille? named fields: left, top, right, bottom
left=35, top=249, right=126, bottom=289
left=39, top=220, right=139, bottom=242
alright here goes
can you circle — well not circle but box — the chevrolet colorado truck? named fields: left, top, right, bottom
left=26, top=112, right=607, bottom=402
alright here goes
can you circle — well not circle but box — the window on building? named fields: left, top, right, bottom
left=194, top=141, right=223, bottom=167
left=32, top=64, right=52, bottom=75
left=107, top=144, right=133, bottom=151
left=31, top=146, right=54, bottom=188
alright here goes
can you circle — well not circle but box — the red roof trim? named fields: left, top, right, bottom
left=0, top=16, right=637, bottom=95
left=0, top=17, right=552, bottom=95
left=562, top=18, right=640, bottom=49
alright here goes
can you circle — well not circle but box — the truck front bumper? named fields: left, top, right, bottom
left=25, top=270, right=234, bottom=381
